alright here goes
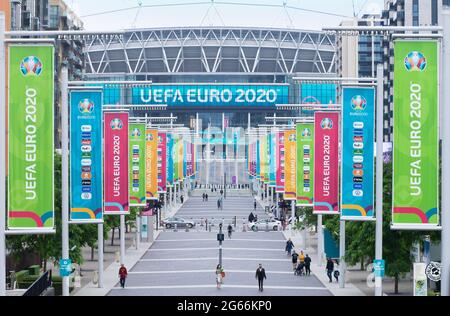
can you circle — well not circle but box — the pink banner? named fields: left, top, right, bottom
left=104, top=112, right=129, bottom=214
left=276, top=132, right=284, bottom=192
left=314, top=112, right=340, bottom=215
left=157, top=132, right=167, bottom=193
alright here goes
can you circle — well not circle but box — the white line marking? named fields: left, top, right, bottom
left=129, top=270, right=295, bottom=275
left=111, top=285, right=327, bottom=291
left=140, top=257, right=290, bottom=262
left=148, top=247, right=283, bottom=251
left=156, top=239, right=285, bottom=243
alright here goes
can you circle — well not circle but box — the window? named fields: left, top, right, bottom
left=432, top=0, right=439, bottom=26
left=412, top=0, right=419, bottom=26
left=49, top=5, right=59, bottom=29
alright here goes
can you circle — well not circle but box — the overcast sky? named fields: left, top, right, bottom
left=66, top=0, right=385, bottom=31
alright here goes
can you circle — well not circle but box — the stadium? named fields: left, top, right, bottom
left=83, top=26, right=338, bottom=185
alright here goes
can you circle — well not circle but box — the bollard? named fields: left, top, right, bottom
left=234, top=216, right=237, bottom=228
left=209, top=224, right=212, bottom=232
left=243, top=222, right=247, bottom=232
left=185, top=225, right=189, bottom=232
left=174, top=223, right=178, bottom=232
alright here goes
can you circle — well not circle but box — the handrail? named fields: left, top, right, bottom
left=23, top=270, right=52, bottom=297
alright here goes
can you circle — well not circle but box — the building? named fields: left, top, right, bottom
left=382, top=0, right=448, bottom=141
left=83, top=27, right=337, bottom=184
left=6, top=0, right=84, bottom=147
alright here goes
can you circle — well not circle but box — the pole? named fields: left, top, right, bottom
left=97, top=223, right=104, bottom=288
left=339, top=220, right=346, bottom=288
left=317, top=215, right=323, bottom=267
left=0, top=12, right=6, bottom=297
left=120, top=215, right=125, bottom=264
left=441, top=10, right=450, bottom=296
left=61, top=66, right=70, bottom=296
left=135, top=215, right=140, bottom=250
left=219, top=224, right=223, bottom=266
left=375, top=63, right=384, bottom=296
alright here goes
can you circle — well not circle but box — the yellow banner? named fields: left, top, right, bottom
left=284, top=130, right=297, bottom=200
left=146, top=129, right=158, bottom=200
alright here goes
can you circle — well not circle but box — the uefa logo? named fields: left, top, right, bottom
left=288, top=134, right=296, bottom=142
left=131, top=128, right=141, bottom=138
left=110, top=118, right=123, bottom=130
left=158, top=135, right=163, bottom=144
left=20, top=56, right=43, bottom=76
left=78, top=99, right=95, bottom=114
left=146, top=133, right=153, bottom=141
left=321, top=118, right=333, bottom=130
left=302, top=128, right=311, bottom=137
left=404, top=51, right=427, bottom=72
left=351, top=95, right=367, bottom=111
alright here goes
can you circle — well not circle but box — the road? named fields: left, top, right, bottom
left=108, top=196, right=331, bottom=296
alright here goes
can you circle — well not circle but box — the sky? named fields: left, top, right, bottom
left=66, top=0, right=385, bottom=31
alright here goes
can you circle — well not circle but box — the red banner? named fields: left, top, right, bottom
left=104, top=112, right=129, bottom=214
left=313, top=112, right=340, bottom=215
left=157, top=132, right=167, bottom=193
left=276, top=132, right=285, bottom=193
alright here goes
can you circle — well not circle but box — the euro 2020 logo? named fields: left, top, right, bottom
left=301, top=128, right=311, bottom=137
left=110, top=118, right=123, bottom=130
left=351, top=95, right=367, bottom=111
left=131, top=128, right=141, bottom=138
left=288, top=134, right=296, bottom=142
left=146, top=133, right=154, bottom=141
left=404, top=51, right=427, bottom=72
left=79, top=99, right=95, bottom=114
left=20, top=56, right=43, bottom=76
left=321, top=118, right=333, bottom=130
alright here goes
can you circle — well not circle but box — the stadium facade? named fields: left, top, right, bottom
left=83, top=27, right=337, bottom=185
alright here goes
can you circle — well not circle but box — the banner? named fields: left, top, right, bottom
left=314, top=112, right=340, bottom=215
left=264, top=134, right=269, bottom=183
left=158, top=132, right=167, bottom=193
left=296, top=123, right=314, bottom=206
left=104, top=112, right=129, bottom=214
left=174, top=135, right=179, bottom=182
left=269, top=130, right=277, bottom=187
left=256, top=139, right=260, bottom=179
left=284, top=130, right=296, bottom=200
left=167, top=134, right=174, bottom=187
left=8, top=45, right=55, bottom=230
left=129, top=123, right=146, bottom=207
left=341, top=87, right=375, bottom=220
left=259, top=136, right=265, bottom=181
left=392, top=40, right=439, bottom=228
left=146, top=129, right=158, bottom=200
left=70, top=90, right=103, bottom=221
left=276, top=131, right=284, bottom=193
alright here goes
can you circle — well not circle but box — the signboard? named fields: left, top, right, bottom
left=314, top=112, right=340, bottom=215
left=132, top=84, right=288, bottom=107
left=256, top=139, right=260, bottom=179
left=373, top=259, right=385, bottom=278
left=284, top=130, right=296, bottom=200
left=59, top=259, right=72, bottom=277
left=104, top=112, right=129, bottom=214
left=146, top=129, right=158, bottom=200
left=392, top=40, right=439, bottom=228
left=425, top=262, right=441, bottom=282
left=269, top=130, right=277, bottom=187
left=158, top=132, right=167, bottom=193
left=296, top=123, right=314, bottom=206
left=413, top=263, right=427, bottom=296
left=276, top=131, right=285, bottom=193
left=129, top=123, right=146, bottom=207
left=8, top=45, right=55, bottom=230
left=70, top=90, right=103, bottom=221
left=341, top=87, right=375, bottom=220
left=167, top=134, right=174, bottom=187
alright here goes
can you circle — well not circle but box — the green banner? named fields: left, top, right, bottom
left=129, top=123, right=146, bottom=206
left=174, top=135, right=179, bottom=181
left=393, top=40, right=439, bottom=227
left=8, top=45, right=54, bottom=230
left=296, top=123, right=314, bottom=206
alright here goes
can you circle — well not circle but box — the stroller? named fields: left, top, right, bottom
left=294, top=262, right=305, bottom=276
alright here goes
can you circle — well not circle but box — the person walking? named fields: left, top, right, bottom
left=285, top=238, right=294, bottom=256
left=255, top=264, right=267, bottom=292
left=304, top=254, right=312, bottom=276
left=326, top=258, right=334, bottom=283
left=291, top=251, right=299, bottom=271
left=118, top=264, right=128, bottom=289
left=206, top=193, right=208, bottom=201
left=216, top=264, right=224, bottom=289
left=248, top=212, right=255, bottom=223
left=227, top=224, right=233, bottom=239
left=333, top=260, right=340, bottom=283
left=202, top=193, right=205, bottom=201
left=254, top=199, right=257, bottom=211
left=180, top=195, right=184, bottom=204
left=217, top=199, right=221, bottom=210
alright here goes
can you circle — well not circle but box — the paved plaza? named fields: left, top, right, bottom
left=107, top=196, right=331, bottom=296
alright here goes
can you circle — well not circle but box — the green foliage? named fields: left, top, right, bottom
left=294, top=207, right=316, bottom=230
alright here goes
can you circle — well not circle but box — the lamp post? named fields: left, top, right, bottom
left=218, top=223, right=224, bottom=267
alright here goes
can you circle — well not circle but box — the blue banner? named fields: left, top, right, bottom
left=167, top=134, right=174, bottom=186
left=269, top=131, right=277, bottom=187
left=70, top=90, right=103, bottom=221
left=132, top=85, right=288, bottom=107
left=341, top=87, right=375, bottom=220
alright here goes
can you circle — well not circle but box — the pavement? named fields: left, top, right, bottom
left=107, top=195, right=332, bottom=296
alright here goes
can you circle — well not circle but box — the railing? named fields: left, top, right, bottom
left=23, top=270, right=52, bottom=297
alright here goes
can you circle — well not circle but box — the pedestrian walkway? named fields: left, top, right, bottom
left=107, top=196, right=331, bottom=296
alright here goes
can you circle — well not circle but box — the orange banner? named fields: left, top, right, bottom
left=146, top=129, right=158, bottom=200
left=284, top=130, right=297, bottom=200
